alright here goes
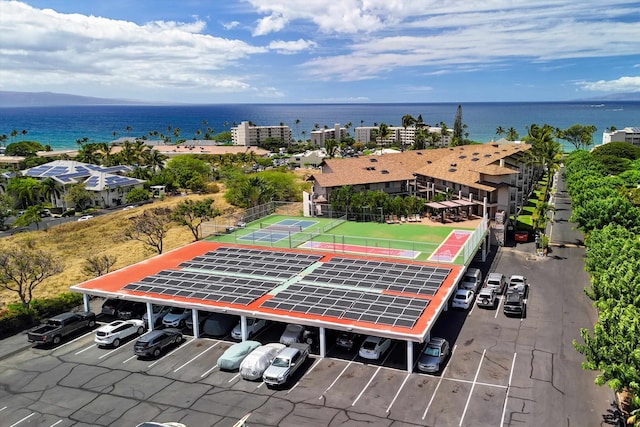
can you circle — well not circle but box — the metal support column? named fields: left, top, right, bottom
left=406, top=341, right=414, bottom=373
left=145, top=302, right=154, bottom=331
left=319, top=327, right=326, bottom=357
left=240, top=316, right=248, bottom=341
left=192, top=310, right=200, bottom=338
left=83, top=294, right=90, bottom=312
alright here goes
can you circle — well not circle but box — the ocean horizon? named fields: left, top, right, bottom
left=1, top=101, right=638, bottom=152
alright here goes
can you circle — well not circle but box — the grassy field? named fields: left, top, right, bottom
left=0, top=192, right=236, bottom=308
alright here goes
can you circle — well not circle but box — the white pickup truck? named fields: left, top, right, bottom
left=262, top=343, right=309, bottom=387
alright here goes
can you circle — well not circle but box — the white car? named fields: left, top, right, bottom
left=77, top=215, right=94, bottom=222
left=95, top=319, right=145, bottom=347
left=162, top=307, right=192, bottom=328
left=358, top=336, right=392, bottom=360
left=231, top=318, right=268, bottom=340
left=452, top=289, right=475, bottom=310
left=142, top=305, right=171, bottom=327
left=279, top=324, right=305, bottom=345
left=239, top=343, right=286, bottom=380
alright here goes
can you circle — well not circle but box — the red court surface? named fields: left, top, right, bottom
left=299, top=241, right=420, bottom=259
left=428, top=230, right=472, bottom=262
left=72, top=241, right=464, bottom=342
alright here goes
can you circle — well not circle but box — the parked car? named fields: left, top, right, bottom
left=508, top=275, right=528, bottom=296
left=239, top=343, right=286, bottom=380
left=460, top=267, right=482, bottom=292
left=503, top=291, right=526, bottom=317
left=476, top=287, right=498, bottom=309
left=202, top=313, right=239, bottom=337
left=417, top=337, right=450, bottom=373
left=335, top=332, right=362, bottom=351
left=77, top=215, right=94, bottom=222
left=133, top=328, right=183, bottom=358
left=263, top=343, right=310, bottom=386
left=142, top=305, right=171, bottom=327
left=162, top=307, right=191, bottom=328
left=279, top=324, right=305, bottom=345
left=231, top=318, right=268, bottom=340
left=27, top=311, right=96, bottom=346
left=484, top=272, right=508, bottom=295
left=358, top=336, right=392, bottom=360
left=217, top=340, right=262, bottom=371
left=95, top=319, right=145, bottom=347
left=101, top=298, right=123, bottom=316
left=451, top=289, right=474, bottom=310
left=116, top=301, right=146, bottom=320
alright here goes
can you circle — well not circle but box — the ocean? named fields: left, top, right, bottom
left=0, top=102, right=639, bottom=152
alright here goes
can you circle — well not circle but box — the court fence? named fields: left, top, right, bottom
left=201, top=201, right=303, bottom=238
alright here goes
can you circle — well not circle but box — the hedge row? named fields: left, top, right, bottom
left=0, top=292, right=84, bottom=339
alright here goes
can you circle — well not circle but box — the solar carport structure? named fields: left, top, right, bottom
left=71, top=241, right=465, bottom=372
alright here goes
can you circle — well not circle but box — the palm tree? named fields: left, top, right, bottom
left=125, top=125, right=132, bottom=136
left=0, top=134, right=7, bottom=147
left=377, top=123, right=392, bottom=151
left=506, top=127, right=519, bottom=141
left=294, top=119, right=301, bottom=141
left=77, top=143, right=101, bottom=165
left=98, top=142, right=113, bottom=166
left=142, top=149, right=168, bottom=173
left=21, top=130, right=28, bottom=141
left=10, top=129, right=18, bottom=143
left=401, top=114, right=416, bottom=148
left=524, top=123, right=563, bottom=204
left=40, top=177, right=58, bottom=206
left=173, top=128, right=181, bottom=142
left=495, top=126, right=506, bottom=139
left=195, top=129, right=202, bottom=140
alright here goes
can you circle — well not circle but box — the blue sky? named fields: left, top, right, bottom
left=1, top=0, right=640, bottom=103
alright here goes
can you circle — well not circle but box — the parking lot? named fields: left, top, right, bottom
left=0, top=237, right=616, bottom=427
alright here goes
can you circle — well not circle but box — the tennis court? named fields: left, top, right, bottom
left=238, top=219, right=318, bottom=243
left=428, top=230, right=473, bottom=262
left=300, top=241, right=420, bottom=259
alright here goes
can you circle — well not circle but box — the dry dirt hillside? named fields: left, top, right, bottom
left=0, top=192, right=236, bottom=308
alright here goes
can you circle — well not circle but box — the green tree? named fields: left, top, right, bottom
left=5, top=140, right=45, bottom=156
left=452, top=104, right=464, bottom=146
left=171, top=198, right=220, bottom=241
left=523, top=123, right=563, bottom=203
left=324, top=139, right=340, bottom=158
left=506, top=127, right=519, bottom=141
left=0, top=193, right=15, bottom=230
left=124, top=207, right=173, bottom=254
left=165, top=155, right=211, bottom=191
left=12, top=205, right=44, bottom=230
left=377, top=123, right=392, bottom=150
left=573, top=303, right=640, bottom=396
left=561, top=124, right=597, bottom=150
left=125, top=188, right=151, bottom=204
left=401, top=114, right=416, bottom=148
left=83, top=254, right=118, bottom=278
left=7, top=176, right=42, bottom=208
left=495, top=126, right=506, bottom=138
left=0, top=242, right=63, bottom=307
left=64, top=183, right=93, bottom=211
left=571, top=194, right=640, bottom=233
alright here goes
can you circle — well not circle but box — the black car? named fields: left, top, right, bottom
left=116, top=301, right=146, bottom=320
left=335, top=332, right=362, bottom=350
left=101, top=298, right=123, bottom=316
left=503, top=291, right=525, bottom=317
left=133, top=328, right=183, bottom=358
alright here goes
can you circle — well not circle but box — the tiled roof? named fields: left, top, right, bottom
left=311, top=142, right=529, bottom=191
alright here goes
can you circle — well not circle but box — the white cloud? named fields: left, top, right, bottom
left=577, top=76, right=640, bottom=93
left=268, top=39, right=317, bottom=54
left=223, top=21, right=240, bottom=30
left=253, top=13, right=288, bottom=36
left=0, top=1, right=267, bottom=99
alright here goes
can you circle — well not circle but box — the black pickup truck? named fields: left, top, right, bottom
left=27, top=311, right=96, bottom=346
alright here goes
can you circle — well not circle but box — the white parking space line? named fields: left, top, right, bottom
left=320, top=359, right=355, bottom=398
left=123, top=354, right=138, bottom=363
left=201, top=364, right=218, bottom=378
left=74, top=343, right=96, bottom=355
left=352, top=365, right=381, bottom=406
left=174, top=341, right=220, bottom=373
left=0, top=406, right=6, bottom=412
left=386, top=372, right=411, bottom=413
left=48, top=420, right=63, bottom=427
left=9, top=412, right=35, bottom=427
left=98, top=346, right=123, bottom=360
left=148, top=338, right=192, bottom=368
left=228, top=373, right=241, bottom=383
left=287, top=357, right=321, bottom=394
left=500, top=353, right=518, bottom=427
left=56, top=330, right=95, bottom=349
left=495, top=296, right=503, bottom=318
left=423, top=344, right=457, bottom=420
left=458, top=348, right=486, bottom=427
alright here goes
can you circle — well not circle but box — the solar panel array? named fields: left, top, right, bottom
left=122, top=269, right=278, bottom=305
left=260, top=283, right=430, bottom=328
left=179, top=247, right=323, bottom=279
left=300, top=257, right=451, bottom=296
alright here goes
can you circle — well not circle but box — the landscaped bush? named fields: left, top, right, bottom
left=0, top=292, right=84, bottom=339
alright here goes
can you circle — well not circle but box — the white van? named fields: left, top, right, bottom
left=460, top=267, right=482, bottom=292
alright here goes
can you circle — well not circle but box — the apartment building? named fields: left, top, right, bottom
left=354, top=125, right=451, bottom=148
left=602, top=127, right=640, bottom=147
left=307, top=142, right=538, bottom=225
left=232, top=121, right=293, bottom=147
left=310, top=124, right=348, bottom=147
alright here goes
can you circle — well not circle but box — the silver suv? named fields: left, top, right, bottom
left=484, top=272, right=507, bottom=294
